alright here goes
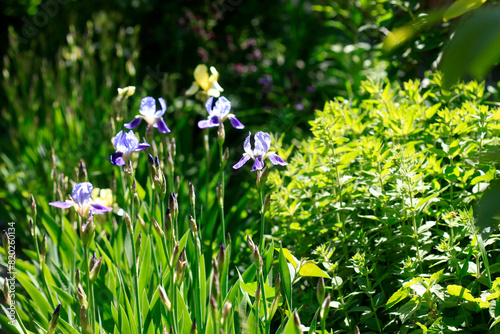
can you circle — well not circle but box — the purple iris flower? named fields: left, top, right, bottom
left=49, top=182, right=112, bottom=218
left=110, top=130, right=150, bottom=166
left=198, top=96, right=244, bottom=129
left=124, top=97, right=171, bottom=133
left=233, top=131, right=287, bottom=172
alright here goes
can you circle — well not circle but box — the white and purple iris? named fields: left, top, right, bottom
left=233, top=131, right=287, bottom=172
left=198, top=96, right=244, bottom=129
left=49, top=182, right=112, bottom=218
left=110, top=130, right=150, bottom=166
left=124, top=97, right=171, bottom=133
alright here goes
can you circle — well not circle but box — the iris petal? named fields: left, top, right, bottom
left=49, top=201, right=74, bottom=209
left=233, top=155, right=251, bottom=169
left=90, top=203, right=113, bottom=215
left=155, top=118, right=171, bottom=133
left=250, top=156, right=265, bottom=172
left=139, top=97, right=156, bottom=118
left=228, top=115, right=244, bottom=129
left=111, top=152, right=125, bottom=166
left=268, top=152, right=287, bottom=166
left=136, top=143, right=151, bottom=151
left=124, top=117, right=142, bottom=129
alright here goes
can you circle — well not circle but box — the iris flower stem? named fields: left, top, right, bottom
left=130, top=197, right=143, bottom=334
left=83, top=245, right=93, bottom=334
left=218, top=139, right=226, bottom=247
left=259, top=187, right=265, bottom=255
left=259, top=271, right=270, bottom=334
left=204, top=131, right=210, bottom=222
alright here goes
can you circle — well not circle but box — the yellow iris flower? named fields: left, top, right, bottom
left=186, top=64, right=224, bottom=98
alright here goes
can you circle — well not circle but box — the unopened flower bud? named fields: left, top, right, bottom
left=158, top=285, right=171, bottom=311
left=50, top=148, right=56, bottom=167
left=89, top=252, right=97, bottom=274
left=253, top=247, right=263, bottom=273
left=51, top=166, right=57, bottom=180
left=80, top=306, right=92, bottom=334
left=152, top=217, right=165, bottom=238
left=293, top=310, right=303, bottom=334
left=29, top=217, right=34, bottom=237
left=174, top=248, right=187, bottom=286
left=81, top=215, right=95, bottom=246
left=247, top=235, right=256, bottom=252
left=274, top=273, right=281, bottom=296
left=188, top=182, right=195, bottom=209
left=148, top=153, right=157, bottom=179
left=161, top=170, right=167, bottom=199
left=210, top=295, right=218, bottom=311
left=255, top=282, right=261, bottom=308
left=257, top=166, right=269, bottom=189
left=77, top=284, right=88, bottom=309
left=155, top=155, right=160, bottom=169
left=169, top=193, right=178, bottom=222
left=223, top=148, right=229, bottom=168
left=320, top=293, right=331, bottom=321
left=221, top=301, right=232, bottom=326
left=132, top=179, right=137, bottom=195
left=75, top=268, right=81, bottom=286
left=30, top=194, right=37, bottom=219
left=2, top=231, right=9, bottom=255
left=171, top=138, right=176, bottom=161
left=317, top=277, right=325, bottom=305
left=153, top=170, right=163, bottom=192
left=217, top=243, right=226, bottom=272
left=41, top=234, right=47, bottom=266
left=189, top=216, right=198, bottom=235
left=133, top=192, right=140, bottom=208
left=211, top=270, right=220, bottom=300
left=167, top=152, right=174, bottom=175
left=47, top=304, right=61, bottom=334
left=218, top=123, right=225, bottom=146
left=137, top=214, right=146, bottom=228
left=125, top=213, right=133, bottom=234
left=90, top=257, right=102, bottom=282
left=79, top=160, right=87, bottom=182
left=263, top=194, right=271, bottom=213
left=3, top=280, right=10, bottom=306
left=216, top=182, right=223, bottom=208
left=170, top=242, right=180, bottom=268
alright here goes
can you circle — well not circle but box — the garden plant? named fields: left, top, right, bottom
left=3, top=0, right=500, bottom=333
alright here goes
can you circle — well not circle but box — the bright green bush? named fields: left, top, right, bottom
left=267, top=74, right=500, bottom=332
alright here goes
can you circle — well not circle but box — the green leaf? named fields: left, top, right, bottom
left=279, top=246, right=293, bottom=312
left=16, top=274, right=52, bottom=321
left=443, top=0, right=486, bottom=22
left=386, top=288, right=409, bottom=309
left=440, top=8, right=500, bottom=88
left=275, top=247, right=298, bottom=269
left=298, top=261, right=330, bottom=278
left=240, top=281, right=275, bottom=299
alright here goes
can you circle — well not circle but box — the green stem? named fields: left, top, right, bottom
left=130, top=196, right=143, bottom=334
left=259, top=187, right=265, bottom=255
left=260, top=272, right=269, bottom=334
left=83, top=245, right=93, bottom=334
left=218, top=138, right=226, bottom=246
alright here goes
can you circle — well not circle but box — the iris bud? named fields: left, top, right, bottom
left=77, top=284, right=88, bottom=309
left=47, top=304, right=61, bottom=334
left=158, top=285, right=171, bottom=311
left=152, top=217, right=165, bottom=238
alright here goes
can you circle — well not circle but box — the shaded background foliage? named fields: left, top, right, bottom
left=0, top=0, right=454, bottom=235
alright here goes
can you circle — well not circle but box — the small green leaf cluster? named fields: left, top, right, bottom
left=267, top=74, right=500, bottom=332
